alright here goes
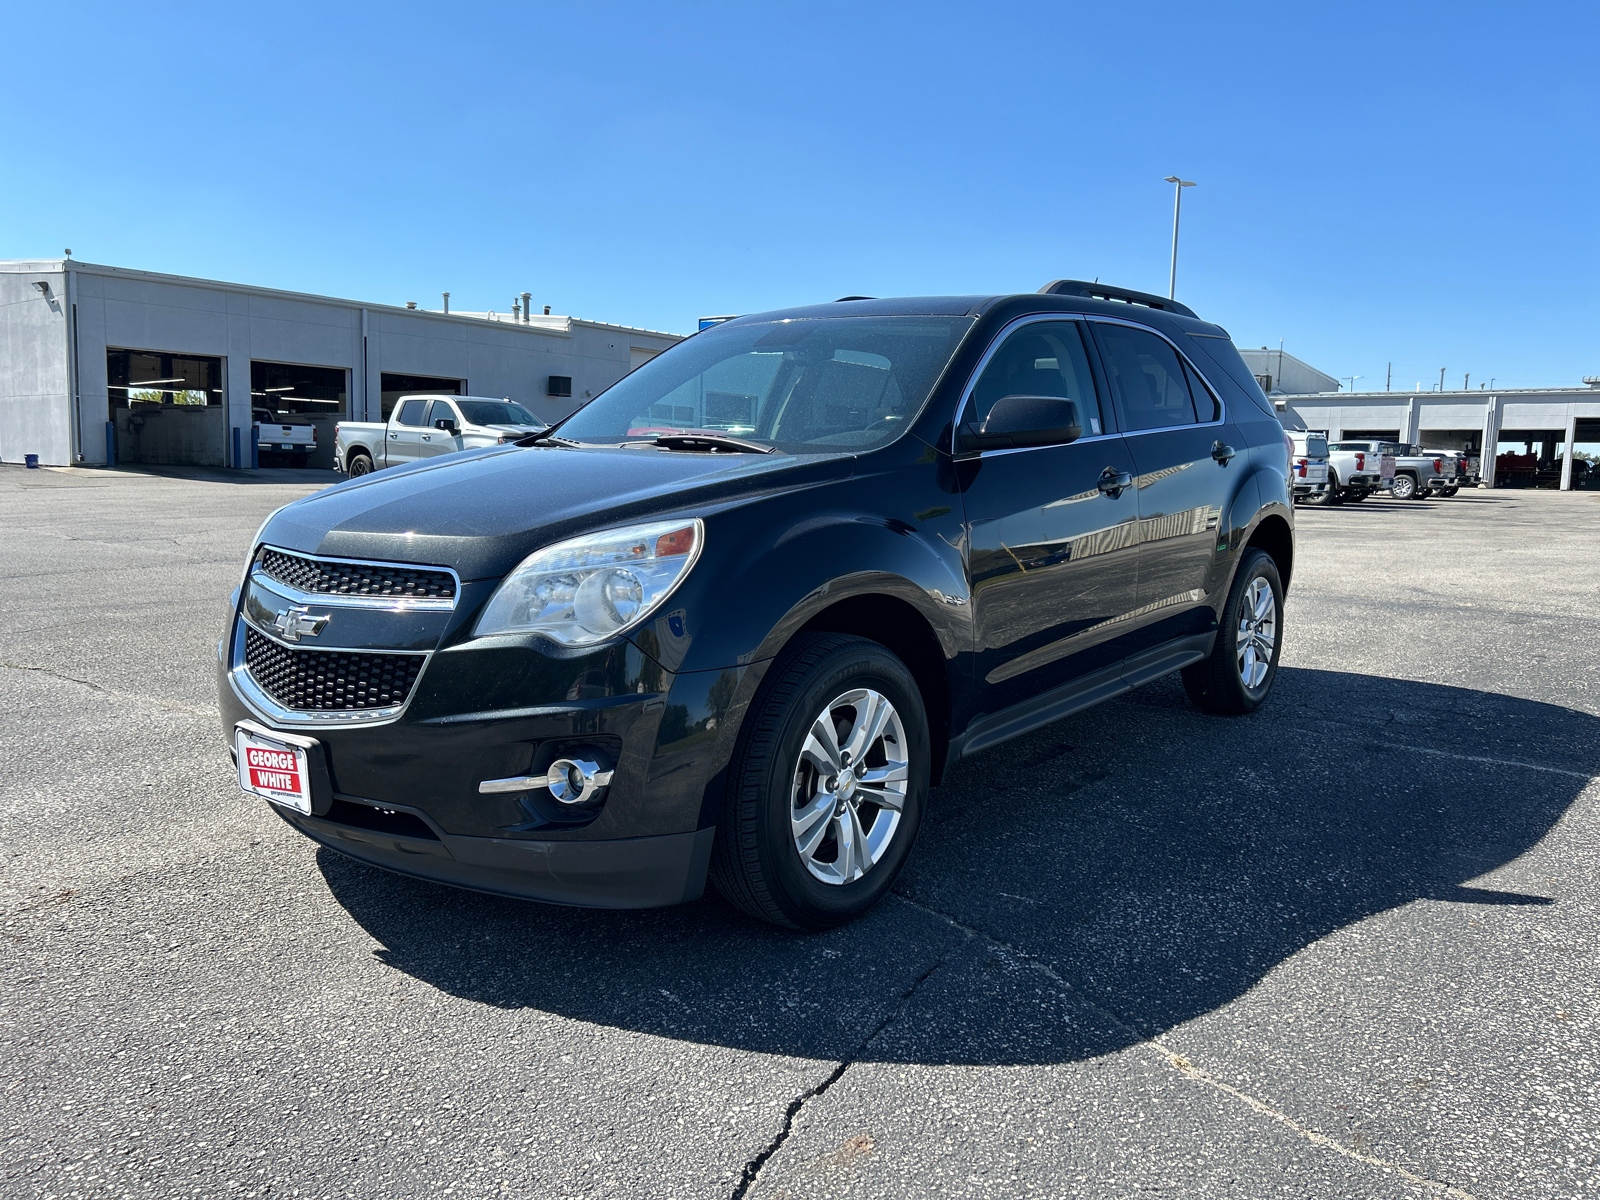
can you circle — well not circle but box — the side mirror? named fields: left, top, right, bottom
left=961, top=395, right=1081, bottom=452
left=434, top=418, right=459, bottom=434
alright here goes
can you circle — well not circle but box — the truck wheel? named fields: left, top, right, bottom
left=1391, top=473, right=1419, bottom=500
left=710, top=633, right=928, bottom=929
left=1181, top=549, right=1283, bottom=717
left=348, top=452, right=374, bottom=477
left=1441, top=486, right=1459, bottom=497
left=1307, top=472, right=1339, bottom=505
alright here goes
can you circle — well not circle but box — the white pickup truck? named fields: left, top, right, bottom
left=253, top=409, right=316, bottom=467
left=332, top=395, right=547, bottom=477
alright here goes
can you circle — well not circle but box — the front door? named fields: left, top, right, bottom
left=388, top=397, right=428, bottom=464
left=1088, top=320, right=1241, bottom=651
left=419, top=399, right=462, bottom=458
left=959, top=319, right=1143, bottom=715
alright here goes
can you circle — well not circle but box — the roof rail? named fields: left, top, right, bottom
left=1036, top=279, right=1197, bottom=320
left=834, top=295, right=876, bottom=302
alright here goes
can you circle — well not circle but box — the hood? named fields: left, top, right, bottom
left=264, top=443, right=851, bottom=580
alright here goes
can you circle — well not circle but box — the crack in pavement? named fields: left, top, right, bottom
left=0, top=660, right=218, bottom=719
left=730, top=955, right=948, bottom=1200
left=890, top=892, right=1482, bottom=1200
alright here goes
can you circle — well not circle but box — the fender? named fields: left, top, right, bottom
left=631, top=498, right=972, bottom=676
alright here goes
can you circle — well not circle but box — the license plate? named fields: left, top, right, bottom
left=236, top=726, right=312, bottom=813
left=1307, top=465, right=1327, bottom=481
left=279, top=443, right=295, bottom=451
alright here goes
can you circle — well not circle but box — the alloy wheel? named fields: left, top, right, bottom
left=1236, top=577, right=1277, bottom=690
left=790, top=687, right=908, bottom=885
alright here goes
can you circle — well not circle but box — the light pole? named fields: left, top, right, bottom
left=1163, top=176, right=1196, bottom=299
left=1341, top=376, right=1362, bottom=393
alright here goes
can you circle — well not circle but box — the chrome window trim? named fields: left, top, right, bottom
left=1081, top=314, right=1228, bottom=437
left=253, top=543, right=461, bottom=611
left=947, top=312, right=1229, bottom=457
left=227, top=619, right=432, bottom=728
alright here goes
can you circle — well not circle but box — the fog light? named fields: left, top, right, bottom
left=546, top=757, right=610, bottom=805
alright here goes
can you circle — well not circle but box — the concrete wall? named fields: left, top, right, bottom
left=0, top=266, right=70, bottom=464
left=0, top=260, right=682, bottom=467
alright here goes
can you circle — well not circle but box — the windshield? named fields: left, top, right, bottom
left=556, top=316, right=974, bottom=452
left=458, top=400, right=540, bottom=426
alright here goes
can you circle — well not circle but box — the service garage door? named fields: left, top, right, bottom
left=108, top=348, right=226, bottom=467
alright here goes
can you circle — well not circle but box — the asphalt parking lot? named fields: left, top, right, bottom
left=3, top=465, right=1596, bottom=1200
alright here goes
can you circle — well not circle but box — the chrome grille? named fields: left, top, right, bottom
left=244, top=629, right=425, bottom=712
left=257, top=547, right=456, bottom=602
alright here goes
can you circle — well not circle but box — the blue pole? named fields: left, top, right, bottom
left=105, top=421, right=115, bottom=468
left=251, top=425, right=259, bottom=469
left=232, top=426, right=241, bottom=469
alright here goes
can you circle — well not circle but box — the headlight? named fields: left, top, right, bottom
left=474, top=518, right=704, bottom=646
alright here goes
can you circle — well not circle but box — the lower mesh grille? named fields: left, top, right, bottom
left=244, top=629, right=425, bottom=712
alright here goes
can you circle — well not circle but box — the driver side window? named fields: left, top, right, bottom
left=965, top=321, right=1103, bottom=435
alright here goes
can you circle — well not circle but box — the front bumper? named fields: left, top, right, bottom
left=220, top=631, right=764, bottom=909
left=278, top=802, right=715, bottom=907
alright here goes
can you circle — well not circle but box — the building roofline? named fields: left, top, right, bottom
left=1283, top=388, right=1600, bottom=400
left=0, top=258, right=683, bottom=341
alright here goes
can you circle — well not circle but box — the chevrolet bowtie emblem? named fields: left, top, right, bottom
left=270, top=604, right=330, bottom=642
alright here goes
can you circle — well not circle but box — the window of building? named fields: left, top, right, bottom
left=107, top=348, right=223, bottom=408
left=548, top=375, right=573, bottom=398
left=250, top=361, right=348, bottom=419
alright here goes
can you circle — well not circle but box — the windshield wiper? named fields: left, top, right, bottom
left=640, top=433, right=776, bottom=454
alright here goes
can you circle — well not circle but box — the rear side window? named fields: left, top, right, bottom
left=1093, top=323, right=1198, bottom=431
left=395, top=399, right=428, bottom=427
left=964, top=321, right=1103, bottom=435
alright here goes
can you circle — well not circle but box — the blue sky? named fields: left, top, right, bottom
left=5, top=2, right=1595, bottom=392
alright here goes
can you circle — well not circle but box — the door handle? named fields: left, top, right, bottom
left=422, top=434, right=431, bottom=441
left=389, top=432, right=398, bottom=439
left=1211, top=440, right=1237, bottom=465
left=1097, top=467, right=1133, bottom=497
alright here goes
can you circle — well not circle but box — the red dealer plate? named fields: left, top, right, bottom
left=236, top=727, right=312, bottom=814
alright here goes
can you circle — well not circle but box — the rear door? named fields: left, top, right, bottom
left=957, top=318, right=1143, bottom=714
left=387, top=398, right=429, bottom=465
left=1088, top=319, right=1241, bottom=654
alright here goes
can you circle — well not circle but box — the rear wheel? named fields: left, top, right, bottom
left=1441, top=486, right=1459, bottom=497
left=710, top=633, right=928, bottom=929
left=1347, top=489, right=1368, bottom=502
left=1306, top=471, right=1339, bottom=505
left=348, top=452, right=374, bottom=477
left=1391, top=473, right=1419, bottom=500
left=1182, top=549, right=1284, bottom=716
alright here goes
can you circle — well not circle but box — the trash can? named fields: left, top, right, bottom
left=24, top=454, right=39, bottom=469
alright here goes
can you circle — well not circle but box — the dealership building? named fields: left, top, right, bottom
left=0, top=258, right=682, bottom=470
left=1243, top=348, right=1600, bottom=490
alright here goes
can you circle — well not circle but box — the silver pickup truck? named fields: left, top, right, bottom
left=1419, top=448, right=1470, bottom=496
left=1384, top=443, right=1456, bottom=500
left=333, top=395, right=546, bottom=476
left=1287, top=430, right=1332, bottom=503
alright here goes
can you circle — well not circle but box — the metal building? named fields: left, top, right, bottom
left=1238, top=347, right=1338, bottom=397
left=0, top=258, right=681, bottom=469
left=1278, top=386, right=1600, bottom=490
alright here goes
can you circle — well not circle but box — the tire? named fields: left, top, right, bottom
left=709, top=633, right=929, bottom=929
left=348, top=452, right=375, bottom=477
left=1390, top=473, right=1419, bottom=500
left=1347, top=490, right=1368, bottom=502
left=1181, top=548, right=1284, bottom=716
left=1441, top=486, right=1459, bottom=497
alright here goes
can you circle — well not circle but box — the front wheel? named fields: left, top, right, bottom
left=1181, top=548, right=1284, bottom=716
left=710, top=633, right=929, bottom=929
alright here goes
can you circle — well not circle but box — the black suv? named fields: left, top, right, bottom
left=220, top=281, right=1294, bottom=928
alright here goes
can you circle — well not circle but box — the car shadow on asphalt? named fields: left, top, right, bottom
left=317, top=667, right=1592, bottom=1066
